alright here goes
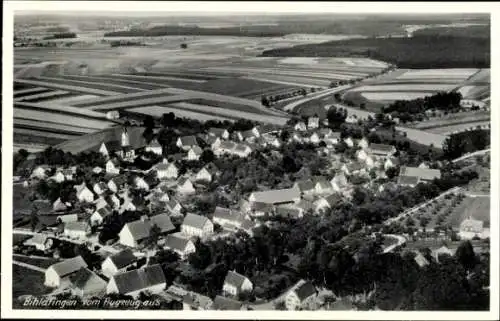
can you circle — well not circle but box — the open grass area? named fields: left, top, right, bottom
left=12, top=264, right=50, bottom=301
left=13, top=255, right=59, bottom=269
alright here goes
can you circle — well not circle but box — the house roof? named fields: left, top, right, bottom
left=331, top=173, right=348, bottom=187
left=295, top=180, right=315, bottom=192
left=108, top=249, right=137, bottom=269
left=64, top=221, right=90, bottom=232
left=240, top=129, right=257, bottom=139
left=25, top=234, right=48, bottom=246
left=109, top=175, right=127, bottom=186
left=399, top=166, right=441, bottom=181
left=325, top=194, right=342, bottom=207
left=112, top=264, right=165, bottom=294
left=369, top=143, right=395, bottom=154
left=95, top=182, right=108, bottom=191
left=292, top=281, right=317, bottom=301
left=178, top=135, right=198, bottom=146
left=296, top=199, right=314, bottom=212
left=346, top=162, right=363, bottom=172
left=213, top=295, right=243, bottom=310
left=49, top=256, right=88, bottom=278
left=460, top=218, right=484, bottom=230
left=148, top=138, right=161, bottom=148
left=165, top=234, right=192, bottom=252
left=189, top=145, right=203, bottom=155
left=156, top=162, right=177, bottom=171
left=58, top=214, right=79, bottom=223
left=313, top=177, right=332, bottom=190
left=124, top=214, right=175, bottom=241
left=206, top=136, right=220, bottom=145
left=234, top=144, right=251, bottom=152
left=182, top=292, right=213, bottom=309
left=397, top=175, right=420, bottom=186
left=224, top=270, right=250, bottom=289
left=96, top=206, right=113, bottom=218
left=107, top=158, right=120, bottom=167
left=178, top=177, right=193, bottom=187
left=183, top=213, right=210, bottom=229
left=69, top=267, right=107, bottom=292
left=208, top=127, right=228, bottom=137
left=213, top=207, right=244, bottom=223
left=219, top=141, right=236, bottom=150
left=251, top=202, right=274, bottom=212
left=249, top=186, right=300, bottom=204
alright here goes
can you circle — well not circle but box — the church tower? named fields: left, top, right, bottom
left=121, top=127, right=130, bottom=147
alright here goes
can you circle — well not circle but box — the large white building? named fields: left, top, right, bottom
left=222, top=270, right=253, bottom=297
left=45, top=256, right=88, bottom=288
left=181, top=213, right=214, bottom=238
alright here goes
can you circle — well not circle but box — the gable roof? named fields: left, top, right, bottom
left=313, top=176, right=332, bottom=189
left=219, top=141, right=237, bottom=150
left=65, top=221, right=90, bottom=232
left=183, top=213, right=210, bottom=229
left=369, top=143, right=395, bottom=154
left=189, top=145, right=203, bottom=155
left=250, top=186, right=300, bottom=204
left=224, top=270, right=250, bottom=288
left=178, top=177, right=193, bottom=187
left=295, top=180, right=315, bottom=192
left=397, top=175, right=420, bottom=186
left=49, top=256, right=88, bottom=278
left=25, top=234, right=49, bottom=246
left=208, top=127, right=228, bottom=137
left=148, top=138, right=161, bottom=148
left=123, top=214, right=175, bottom=241
left=96, top=206, right=113, bottom=218
left=108, top=249, right=137, bottom=269
left=213, top=295, right=243, bottom=310
left=292, top=281, right=317, bottom=301
left=399, top=166, right=441, bottom=181
left=165, top=234, right=192, bottom=252
left=212, top=207, right=244, bottom=222
left=69, top=267, right=107, bottom=292
left=325, top=193, right=342, bottom=207
left=111, top=264, right=165, bottom=294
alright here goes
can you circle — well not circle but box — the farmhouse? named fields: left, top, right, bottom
left=74, top=183, right=95, bottom=203
left=177, top=135, right=199, bottom=151
left=275, top=205, right=303, bottom=219
left=182, top=290, right=214, bottom=310
left=432, top=245, right=455, bottom=263
left=49, top=171, right=66, bottom=183
left=323, top=131, right=341, bottom=145
left=69, top=267, right=107, bottom=298
left=341, top=162, right=365, bottom=176
left=459, top=217, right=485, bottom=240
left=330, top=173, right=348, bottom=191
left=95, top=194, right=120, bottom=210
left=63, top=221, right=91, bottom=240
left=62, top=168, right=74, bottom=181
left=186, top=145, right=203, bottom=161
left=24, top=234, right=53, bottom=251
left=212, top=295, right=245, bottom=311
left=308, top=116, right=320, bottom=129
left=164, top=234, right=196, bottom=260
left=214, top=141, right=236, bottom=156
left=384, top=157, right=399, bottom=170
left=314, top=193, right=342, bottom=213
left=106, top=264, right=166, bottom=298
left=206, top=136, right=222, bottom=149
left=107, top=175, right=127, bottom=193
left=53, top=197, right=69, bottom=212
left=248, top=202, right=274, bottom=217
left=166, top=199, right=183, bottom=215
left=93, top=166, right=104, bottom=174
left=90, top=206, right=113, bottom=226
left=208, top=127, right=230, bottom=140
left=155, top=161, right=179, bottom=180
left=145, top=138, right=163, bottom=155
left=99, top=142, right=110, bottom=158
left=106, top=159, right=120, bottom=175
left=309, top=132, right=321, bottom=144
left=313, top=177, right=334, bottom=195
left=294, top=180, right=316, bottom=195
left=45, top=256, right=88, bottom=288
left=233, top=144, right=252, bottom=158
left=93, top=182, right=108, bottom=196
left=57, top=214, right=79, bottom=224
left=101, top=249, right=138, bottom=278
left=119, top=214, right=175, bottom=248
left=181, top=213, right=214, bottom=238
left=284, top=280, right=318, bottom=311
left=223, top=271, right=253, bottom=297
left=212, top=207, right=247, bottom=231
left=357, top=138, right=369, bottom=149
left=195, top=167, right=213, bottom=183
left=368, top=143, right=397, bottom=158
left=344, top=137, right=354, bottom=147
left=399, top=166, right=441, bottom=182
left=248, top=186, right=301, bottom=205
left=345, top=115, right=358, bottom=124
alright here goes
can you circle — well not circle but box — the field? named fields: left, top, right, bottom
left=12, top=265, right=50, bottom=302
left=446, top=197, right=490, bottom=228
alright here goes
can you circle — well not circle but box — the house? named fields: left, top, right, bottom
left=186, top=146, right=203, bottom=161
left=31, top=165, right=50, bottom=179
left=341, top=162, right=364, bottom=176
left=106, top=264, right=166, bottom=298
left=176, top=135, right=199, bottom=151
left=398, top=175, right=420, bottom=187
left=214, top=141, right=236, bottom=156
left=223, top=271, right=253, bottom=297
left=93, top=182, right=108, bottom=196
left=164, top=234, right=196, bottom=260
left=399, top=166, right=441, bottom=182
left=99, top=142, right=110, bottom=158
left=248, top=202, right=274, bottom=217
left=74, top=183, right=95, bottom=203
left=208, top=127, right=230, bottom=140
left=284, top=280, right=318, bottom=311
left=233, top=144, right=252, bottom=158
left=323, top=131, right=341, bottom=146
left=368, top=143, right=397, bottom=158
left=93, top=166, right=104, bottom=174
left=106, top=159, right=120, bottom=175
left=107, top=175, right=127, bottom=193
left=212, top=207, right=246, bottom=231
left=294, top=121, right=307, bottom=132
left=95, top=194, right=120, bottom=210
left=45, top=256, right=88, bottom=287
left=177, top=177, right=195, bottom=194
left=49, top=171, right=66, bottom=183
left=357, top=138, right=369, bottom=149
left=119, top=214, right=175, bottom=248
left=291, top=132, right=306, bottom=143
left=345, top=115, right=358, bottom=124
left=195, top=167, right=213, bottom=183
left=90, top=206, right=113, bottom=226
left=62, top=168, right=74, bottom=181
left=432, top=245, right=455, bottom=262
left=212, top=295, right=245, bottom=310
left=344, top=137, right=354, bottom=147
left=69, top=267, right=107, bottom=298
left=182, top=291, right=213, bottom=310
left=308, top=116, right=320, bottom=129
left=145, top=138, right=162, bottom=155
left=309, top=132, right=321, bottom=144
left=181, top=213, right=214, bottom=238
left=459, top=217, right=484, bottom=240
left=384, top=157, right=399, bottom=170
left=63, top=221, right=91, bottom=240
left=236, top=128, right=260, bottom=142
left=206, top=136, right=222, bottom=149
left=313, top=177, right=334, bottom=195
left=330, top=173, right=348, bottom=192
left=53, top=197, right=69, bottom=212
left=101, top=249, right=137, bottom=278
left=314, top=193, right=342, bottom=213
left=296, top=199, right=315, bottom=215
left=166, top=199, right=183, bottom=215
left=57, top=214, right=79, bottom=224
left=153, top=161, right=178, bottom=180
left=248, top=186, right=301, bottom=205
left=413, top=251, right=430, bottom=268
left=294, top=180, right=316, bottom=196
left=24, top=234, right=54, bottom=251
left=134, top=176, right=150, bottom=191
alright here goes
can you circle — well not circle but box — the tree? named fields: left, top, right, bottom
left=200, top=149, right=215, bottom=163
left=180, top=43, right=188, bottom=49
left=280, top=130, right=290, bottom=142
left=30, top=208, right=40, bottom=232
left=455, top=240, right=477, bottom=271
left=147, top=224, right=162, bottom=249
left=161, top=112, right=176, bottom=127
left=261, top=95, right=270, bottom=107
left=142, top=127, right=154, bottom=144
left=143, top=115, right=155, bottom=129
left=360, top=103, right=366, bottom=110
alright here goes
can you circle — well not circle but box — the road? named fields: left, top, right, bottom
left=282, top=85, right=352, bottom=112
left=382, top=234, right=407, bottom=253
left=452, top=148, right=490, bottom=163
left=13, top=260, right=46, bottom=273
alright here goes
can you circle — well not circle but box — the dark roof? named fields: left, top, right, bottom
left=183, top=213, right=210, bottom=229
left=165, top=234, right=192, bottom=252
left=178, top=135, right=198, bottom=147
left=124, top=214, right=175, bottom=241
left=49, top=256, right=88, bottom=278
left=251, top=202, right=274, bottom=212
left=293, top=281, right=317, bottom=301
left=97, top=206, right=113, bottom=218
left=213, top=295, right=243, bottom=310
left=296, top=180, right=315, bottom=192
left=69, top=267, right=106, bottom=291
left=400, top=166, right=441, bottom=181
left=213, top=207, right=244, bottom=222
left=112, top=264, right=166, bottom=294
left=369, top=143, right=395, bottom=154
left=325, top=194, right=342, bottom=207
left=224, top=271, right=250, bottom=289
left=208, top=127, right=228, bottom=137
left=178, top=177, right=193, bottom=187
left=108, top=249, right=137, bottom=269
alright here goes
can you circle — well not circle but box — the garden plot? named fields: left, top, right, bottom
left=446, top=197, right=490, bottom=228
left=412, top=111, right=490, bottom=130
left=456, top=85, right=490, bottom=99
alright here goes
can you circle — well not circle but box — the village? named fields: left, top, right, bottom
left=11, top=106, right=491, bottom=311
